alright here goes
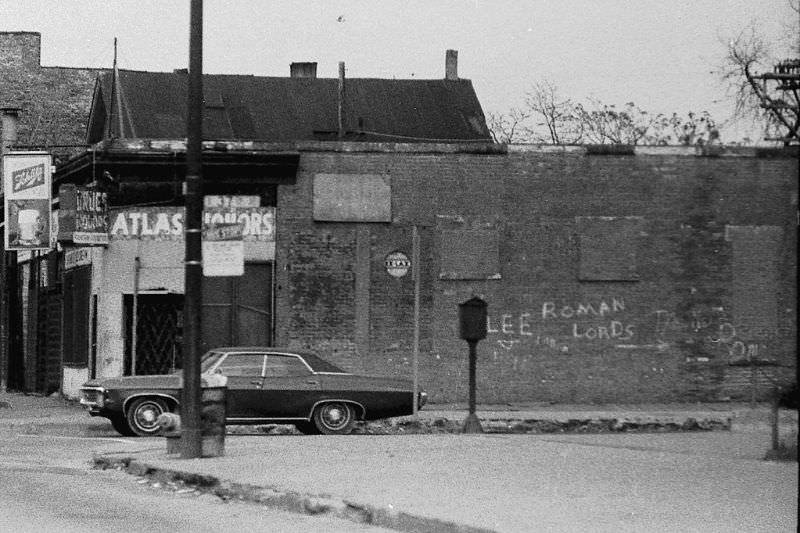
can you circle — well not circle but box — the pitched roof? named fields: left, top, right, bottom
left=87, top=69, right=491, bottom=144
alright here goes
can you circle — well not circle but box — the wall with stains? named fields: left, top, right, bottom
left=276, top=144, right=797, bottom=404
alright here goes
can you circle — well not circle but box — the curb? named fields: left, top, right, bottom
left=2, top=412, right=736, bottom=436
left=93, top=455, right=497, bottom=533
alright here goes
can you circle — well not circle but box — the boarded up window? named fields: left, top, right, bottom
left=313, top=173, right=391, bottom=222
left=439, top=229, right=501, bottom=280
left=727, top=225, right=781, bottom=333
left=577, top=217, right=642, bottom=281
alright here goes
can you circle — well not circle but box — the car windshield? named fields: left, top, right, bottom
left=200, top=351, right=227, bottom=373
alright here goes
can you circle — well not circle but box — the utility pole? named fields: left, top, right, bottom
left=181, top=0, right=204, bottom=459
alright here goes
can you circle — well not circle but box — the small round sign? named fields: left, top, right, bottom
left=384, top=251, right=411, bottom=278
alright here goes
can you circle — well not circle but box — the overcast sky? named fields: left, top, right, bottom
left=1, top=1, right=796, bottom=141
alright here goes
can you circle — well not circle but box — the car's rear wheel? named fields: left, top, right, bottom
left=294, top=421, right=321, bottom=435
left=110, top=414, right=136, bottom=436
left=312, top=402, right=355, bottom=435
left=126, top=397, right=169, bottom=437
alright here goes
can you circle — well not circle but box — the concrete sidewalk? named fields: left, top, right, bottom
left=2, top=392, right=798, bottom=532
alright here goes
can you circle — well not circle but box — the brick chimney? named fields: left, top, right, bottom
left=290, top=62, right=318, bottom=78
left=445, top=50, right=458, bottom=80
left=0, top=32, right=41, bottom=71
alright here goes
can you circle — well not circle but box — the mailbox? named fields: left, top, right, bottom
left=459, top=296, right=487, bottom=341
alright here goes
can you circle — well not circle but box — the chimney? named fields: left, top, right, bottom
left=1, top=106, right=21, bottom=155
left=290, top=62, right=318, bottom=78
left=445, top=49, right=458, bottom=80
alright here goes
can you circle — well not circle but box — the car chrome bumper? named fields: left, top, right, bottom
left=79, top=386, right=106, bottom=410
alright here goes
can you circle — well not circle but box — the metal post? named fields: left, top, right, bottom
left=131, top=257, right=140, bottom=376
left=337, top=62, right=345, bottom=140
left=463, top=340, right=483, bottom=433
left=181, top=0, right=204, bottom=459
left=412, top=225, right=420, bottom=415
left=771, top=386, right=780, bottom=451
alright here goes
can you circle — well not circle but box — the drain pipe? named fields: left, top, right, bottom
left=1, top=106, right=22, bottom=392
left=132, top=256, right=140, bottom=376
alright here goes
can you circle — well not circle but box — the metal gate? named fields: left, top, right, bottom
left=124, top=294, right=184, bottom=375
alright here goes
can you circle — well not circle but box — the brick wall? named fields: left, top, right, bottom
left=0, top=32, right=103, bottom=161
left=277, top=145, right=798, bottom=404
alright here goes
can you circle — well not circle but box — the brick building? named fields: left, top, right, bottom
left=55, top=139, right=798, bottom=403
left=276, top=144, right=798, bottom=404
left=0, top=32, right=104, bottom=393
left=0, top=32, right=102, bottom=161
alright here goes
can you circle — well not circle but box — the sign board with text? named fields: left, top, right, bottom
left=202, top=222, right=244, bottom=277
left=58, top=184, right=110, bottom=245
left=3, top=152, right=52, bottom=251
left=109, top=206, right=275, bottom=241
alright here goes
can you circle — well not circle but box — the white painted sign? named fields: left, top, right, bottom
left=109, top=206, right=275, bottom=241
left=202, top=240, right=244, bottom=277
left=204, top=195, right=260, bottom=208
left=64, top=247, right=92, bottom=270
left=202, top=220, right=245, bottom=277
left=3, top=152, right=52, bottom=251
left=385, top=251, right=411, bottom=278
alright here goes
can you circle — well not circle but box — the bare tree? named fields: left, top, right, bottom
left=523, top=81, right=582, bottom=144
left=489, top=81, right=717, bottom=146
left=717, top=2, right=800, bottom=145
left=570, top=100, right=658, bottom=145
left=650, top=111, right=719, bottom=146
left=487, top=107, right=533, bottom=144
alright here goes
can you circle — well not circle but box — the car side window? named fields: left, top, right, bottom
left=264, top=355, right=311, bottom=378
left=215, top=353, right=266, bottom=377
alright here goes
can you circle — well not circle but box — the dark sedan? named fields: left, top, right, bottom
left=80, top=347, right=427, bottom=437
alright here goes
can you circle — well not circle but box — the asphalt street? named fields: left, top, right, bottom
left=1, top=393, right=797, bottom=532
left=0, top=432, right=396, bottom=533
left=95, top=429, right=797, bottom=533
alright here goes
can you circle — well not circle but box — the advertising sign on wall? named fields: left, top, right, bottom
left=58, top=184, right=110, bottom=245
left=3, top=152, right=52, bottom=251
left=202, top=221, right=244, bottom=277
left=109, top=206, right=275, bottom=241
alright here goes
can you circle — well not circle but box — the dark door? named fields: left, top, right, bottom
left=62, top=265, right=90, bottom=368
left=201, top=262, right=273, bottom=352
left=214, top=352, right=267, bottom=419
left=258, top=354, right=320, bottom=418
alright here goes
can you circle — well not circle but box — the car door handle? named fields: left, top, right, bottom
left=305, top=380, right=318, bottom=385
left=250, top=380, right=262, bottom=387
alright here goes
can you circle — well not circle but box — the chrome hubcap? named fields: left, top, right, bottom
left=322, top=404, right=348, bottom=428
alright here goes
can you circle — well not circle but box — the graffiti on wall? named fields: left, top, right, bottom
left=486, top=296, right=789, bottom=365
left=650, top=306, right=782, bottom=363
left=487, top=297, right=636, bottom=366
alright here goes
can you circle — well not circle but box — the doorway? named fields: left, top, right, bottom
left=201, top=262, right=274, bottom=352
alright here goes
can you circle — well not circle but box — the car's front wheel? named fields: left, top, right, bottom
left=126, top=397, right=169, bottom=437
left=312, top=402, right=355, bottom=435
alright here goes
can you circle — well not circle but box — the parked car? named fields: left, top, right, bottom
left=79, top=347, right=427, bottom=437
